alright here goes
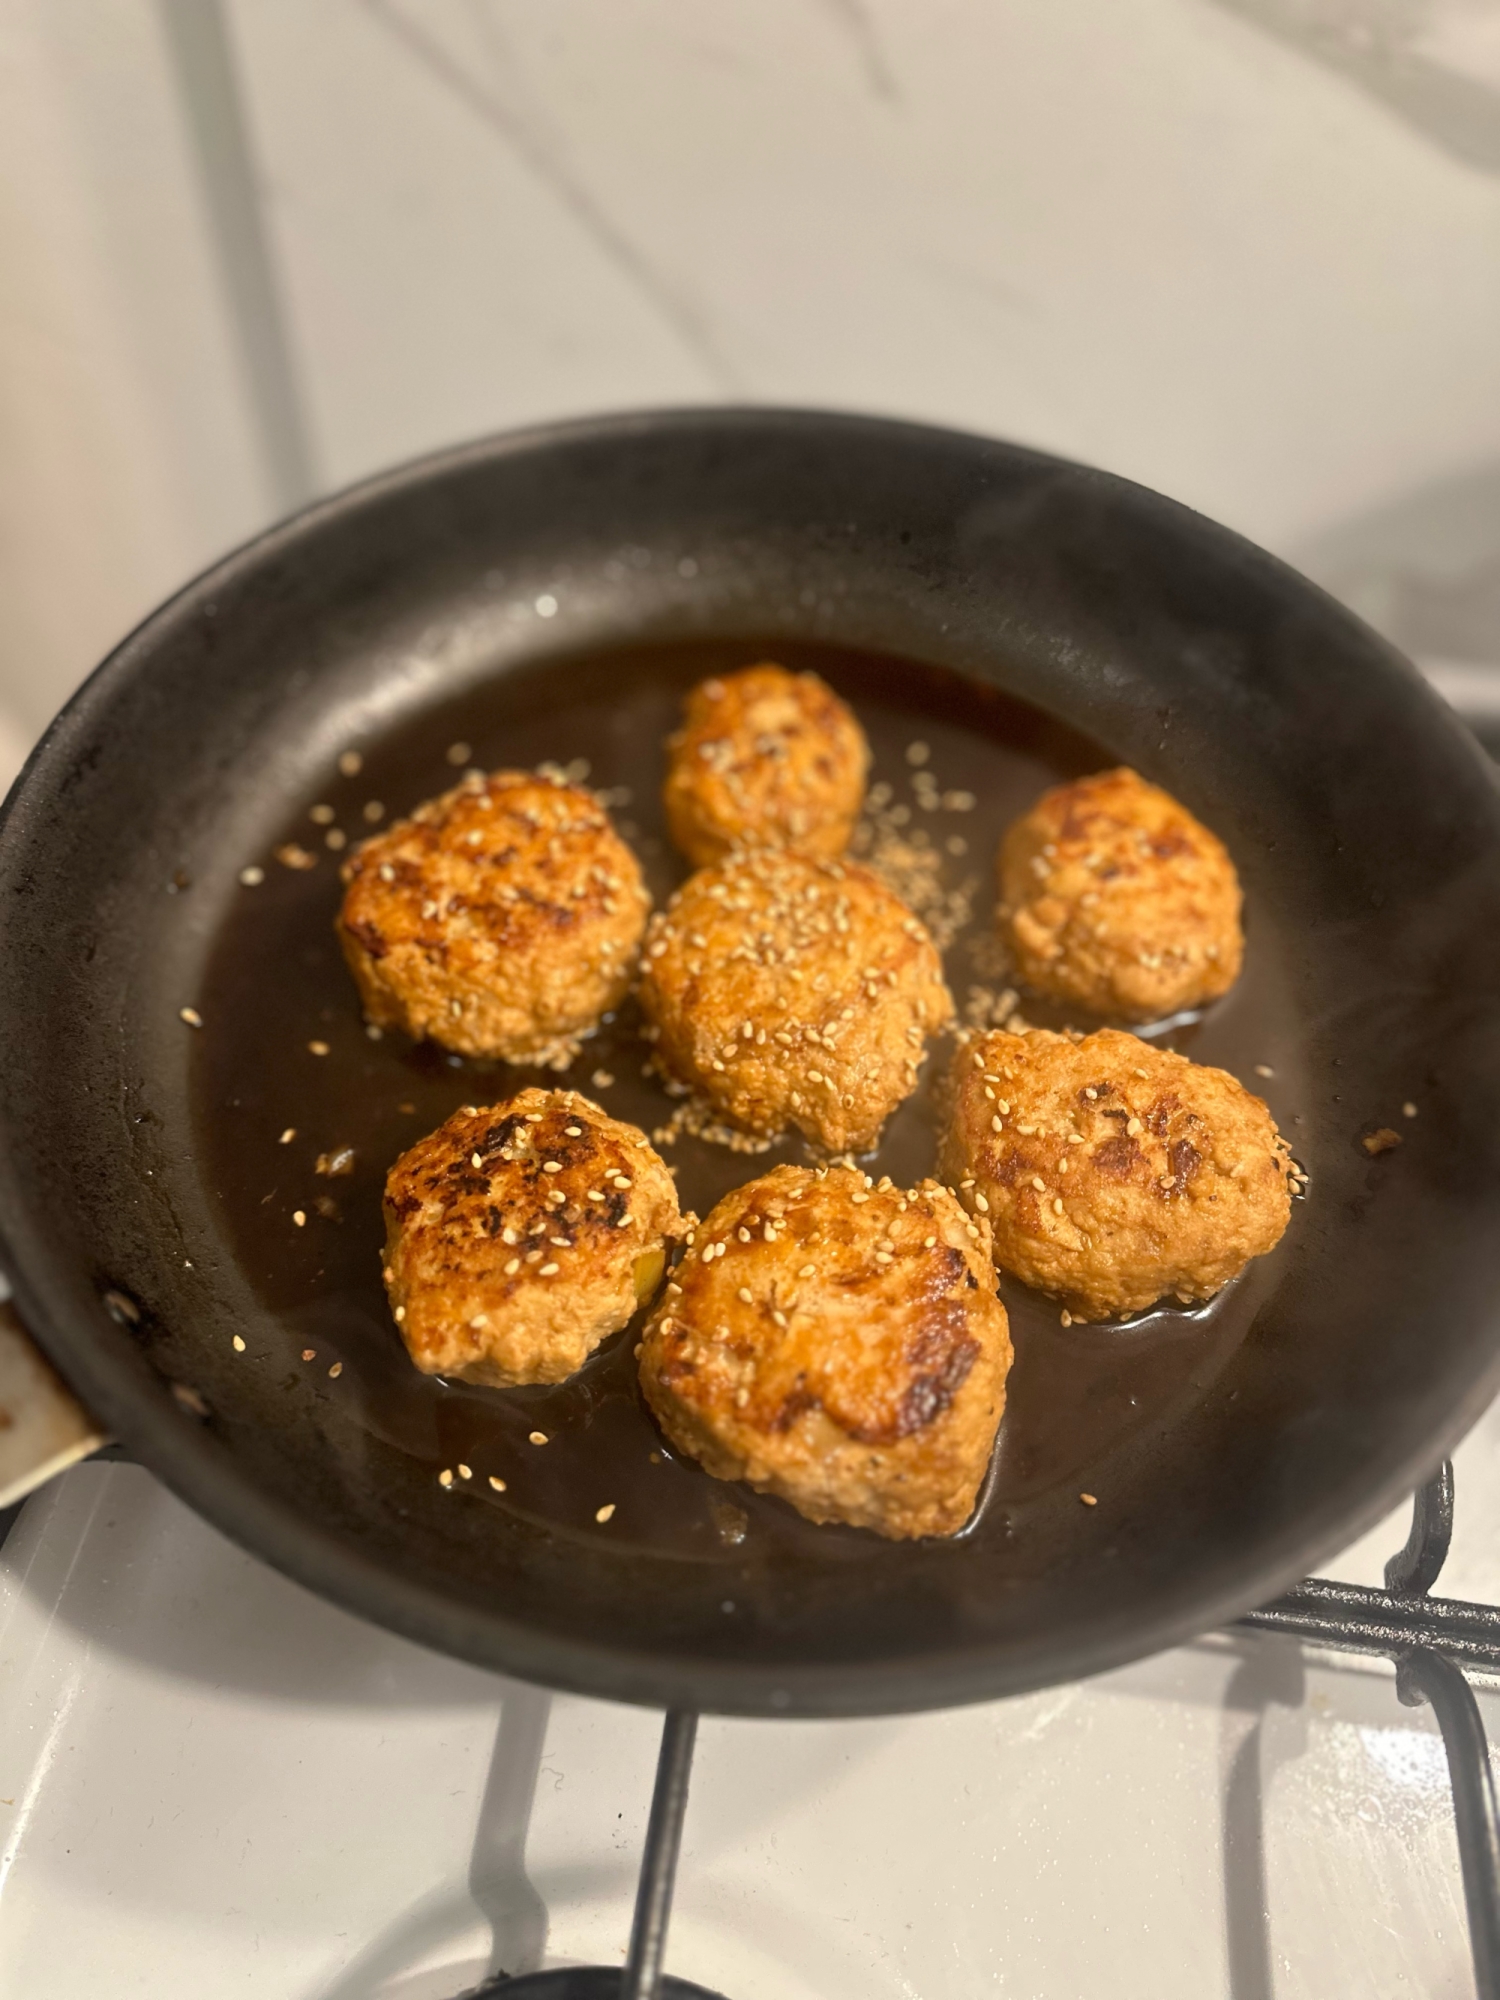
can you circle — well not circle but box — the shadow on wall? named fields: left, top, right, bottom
left=1298, top=458, right=1500, bottom=657
left=1294, top=457, right=1500, bottom=746
left=0, top=711, right=32, bottom=804
left=1296, top=456, right=1500, bottom=764
left=1212, top=0, right=1500, bottom=174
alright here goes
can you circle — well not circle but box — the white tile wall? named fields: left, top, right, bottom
left=5, top=0, right=1500, bottom=768
left=0, top=2, right=272, bottom=764
left=226, top=0, right=1500, bottom=559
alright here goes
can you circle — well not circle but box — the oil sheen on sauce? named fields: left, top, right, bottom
left=193, top=640, right=1299, bottom=1564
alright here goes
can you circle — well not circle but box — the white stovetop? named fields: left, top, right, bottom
left=1, top=1406, right=1498, bottom=2000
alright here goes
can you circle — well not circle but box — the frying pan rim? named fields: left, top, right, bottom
left=1, top=403, right=1498, bottom=1717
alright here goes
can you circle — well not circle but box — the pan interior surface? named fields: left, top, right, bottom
left=1, top=409, right=1499, bottom=1717
left=190, top=638, right=1289, bottom=1592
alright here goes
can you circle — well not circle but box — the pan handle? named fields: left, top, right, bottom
left=0, top=1298, right=110, bottom=1509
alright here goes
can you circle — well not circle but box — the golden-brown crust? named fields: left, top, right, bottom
left=637, top=848, right=954, bottom=1153
left=382, top=1088, right=683, bottom=1386
left=662, top=664, right=870, bottom=867
left=337, top=770, right=649, bottom=1062
left=998, top=768, right=1243, bottom=1021
left=639, top=1165, right=1011, bottom=1538
left=940, top=1028, right=1293, bottom=1320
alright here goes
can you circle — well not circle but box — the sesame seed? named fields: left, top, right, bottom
left=542, top=1161, right=562, bottom=1173
left=595, top=1503, right=616, bottom=1523
left=1061, top=1310, right=1072, bottom=1326
left=469, top=1313, right=490, bottom=1329
left=457, top=1463, right=472, bottom=1480
left=232, top=1335, right=246, bottom=1352
left=338, top=750, right=363, bottom=777
left=565, top=1124, right=582, bottom=1136
left=1254, top=1064, right=1274, bottom=1079
left=179, top=1006, right=203, bottom=1028
left=504, top=1256, right=520, bottom=1274
left=238, top=865, right=264, bottom=887
left=447, top=741, right=472, bottom=765
left=1030, top=1177, right=1045, bottom=1193
left=302, top=1348, right=316, bottom=1361
left=539, top=1262, right=560, bottom=1276
left=798, top=1263, right=816, bottom=1278
left=737, top=1286, right=753, bottom=1303
left=1080, top=1493, right=1098, bottom=1507
left=529, top=1431, right=548, bottom=1445
left=328, top=1361, right=343, bottom=1378
left=923, top=1235, right=936, bottom=1248
left=393, top=1305, right=405, bottom=1321
left=293, top=1209, right=307, bottom=1227
left=1403, top=1101, right=1418, bottom=1118
left=471, top=1152, right=483, bottom=1169
left=439, top=1469, right=454, bottom=1488
left=489, top=1476, right=507, bottom=1492
left=308, top=1040, right=330, bottom=1056
left=1053, top=1198, right=1064, bottom=1214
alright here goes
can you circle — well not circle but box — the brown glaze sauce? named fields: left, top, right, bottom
left=193, top=641, right=1300, bottom=1562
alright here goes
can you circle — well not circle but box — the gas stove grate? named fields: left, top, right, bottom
left=1242, top=1461, right=1500, bottom=1997
left=479, top=1459, right=1500, bottom=2000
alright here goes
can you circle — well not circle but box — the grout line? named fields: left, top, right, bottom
left=155, top=0, right=319, bottom=515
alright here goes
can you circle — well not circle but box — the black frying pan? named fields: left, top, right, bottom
left=2, top=408, right=1499, bottom=1720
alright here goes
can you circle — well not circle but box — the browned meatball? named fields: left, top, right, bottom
left=639, top=1164, right=1011, bottom=1538
left=941, top=1027, right=1293, bottom=1320
left=637, top=848, right=953, bottom=1153
left=338, top=770, right=649, bottom=1064
left=382, top=1088, right=683, bottom=1386
left=998, top=768, right=1243, bottom=1021
left=662, top=664, right=870, bottom=866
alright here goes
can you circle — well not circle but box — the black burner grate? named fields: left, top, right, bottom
left=1242, top=1461, right=1500, bottom=1996
left=479, top=1460, right=1500, bottom=2000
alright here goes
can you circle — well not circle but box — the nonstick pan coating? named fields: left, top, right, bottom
left=1, top=409, right=1499, bottom=1718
